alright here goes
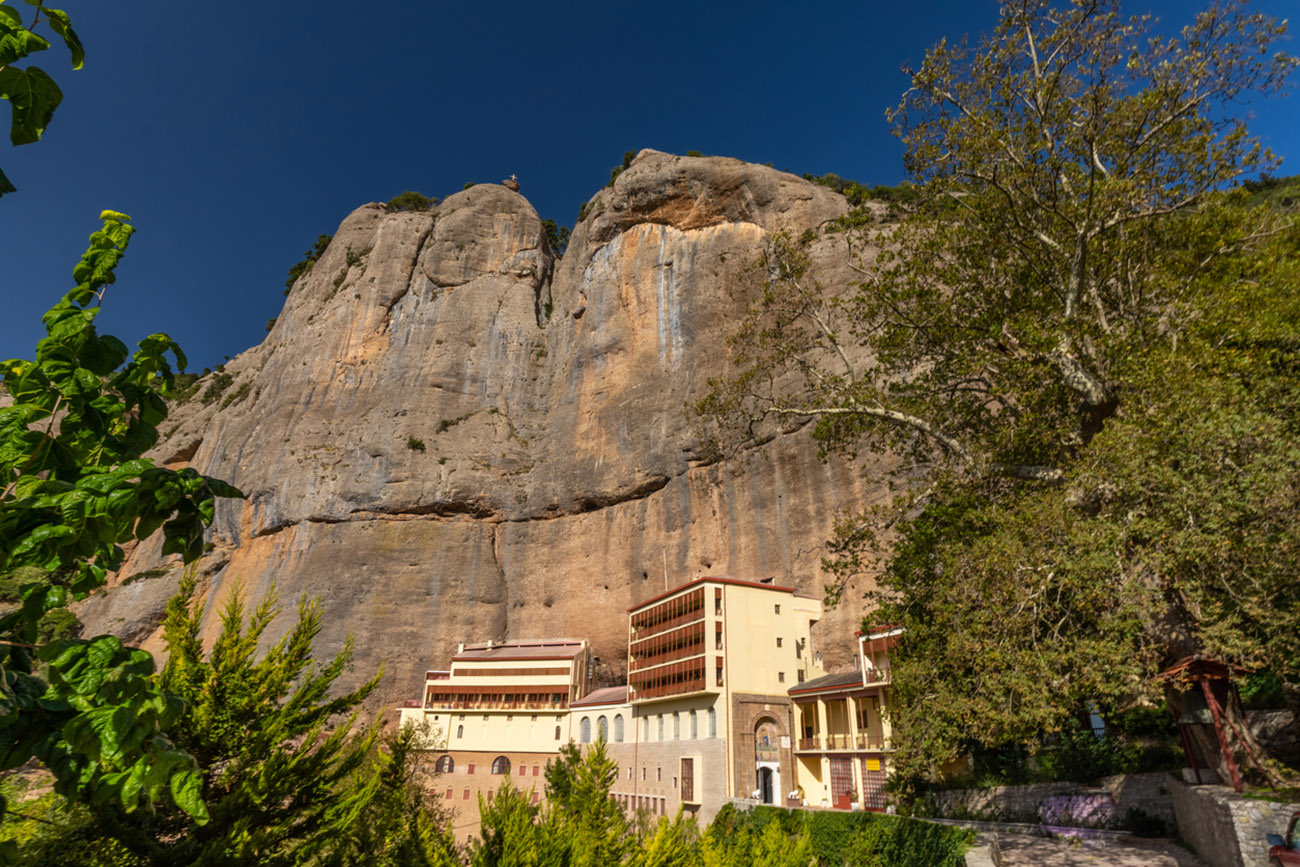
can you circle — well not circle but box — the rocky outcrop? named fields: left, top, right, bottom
left=77, top=150, right=889, bottom=708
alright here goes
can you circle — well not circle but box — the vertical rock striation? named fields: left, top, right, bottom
left=77, top=151, right=891, bottom=708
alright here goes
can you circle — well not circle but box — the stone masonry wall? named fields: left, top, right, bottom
left=930, top=772, right=1175, bottom=830
left=1169, top=779, right=1300, bottom=867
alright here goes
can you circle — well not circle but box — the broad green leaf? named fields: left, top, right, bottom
left=39, top=6, right=82, bottom=69
left=169, top=766, right=209, bottom=823
left=0, top=63, right=62, bottom=145
left=0, top=164, right=15, bottom=196
left=0, top=15, right=48, bottom=66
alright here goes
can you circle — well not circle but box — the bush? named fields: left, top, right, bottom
left=541, top=218, right=571, bottom=256
left=407, top=436, right=426, bottom=452
left=199, top=370, right=234, bottom=406
left=386, top=190, right=437, bottom=212
left=285, top=233, right=332, bottom=295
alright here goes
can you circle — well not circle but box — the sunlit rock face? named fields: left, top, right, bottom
left=77, top=150, right=891, bottom=708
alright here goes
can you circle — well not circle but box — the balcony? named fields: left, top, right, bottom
left=862, top=667, right=891, bottom=684
left=794, top=732, right=889, bottom=752
left=628, top=675, right=707, bottom=702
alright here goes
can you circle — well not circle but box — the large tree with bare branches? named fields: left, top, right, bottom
left=696, top=0, right=1299, bottom=780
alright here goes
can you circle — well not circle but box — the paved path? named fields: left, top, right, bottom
left=995, top=834, right=1208, bottom=867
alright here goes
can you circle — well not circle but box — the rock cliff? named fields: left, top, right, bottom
left=77, top=150, right=890, bottom=708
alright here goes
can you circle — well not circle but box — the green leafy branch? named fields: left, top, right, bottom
left=0, top=0, right=84, bottom=196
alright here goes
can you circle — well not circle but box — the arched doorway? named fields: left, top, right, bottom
left=753, top=717, right=781, bottom=805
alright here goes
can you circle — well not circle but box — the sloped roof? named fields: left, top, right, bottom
left=788, top=670, right=865, bottom=696
left=571, top=686, right=629, bottom=708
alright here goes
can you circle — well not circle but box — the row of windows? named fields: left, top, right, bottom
left=435, top=755, right=544, bottom=776
left=448, top=787, right=541, bottom=806
left=615, top=793, right=667, bottom=815
left=576, top=708, right=718, bottom=744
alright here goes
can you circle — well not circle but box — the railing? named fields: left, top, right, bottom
left=794, top=733, right=887, bottom=751
left=862, top=667, right=891, bottom=684
left=630, top=610, right=705, bottom=640
left=628, top=676, right=706, bottom=701
left=426, top=699, right=568, bottom=711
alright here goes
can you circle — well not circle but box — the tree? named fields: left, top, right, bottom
left=0, top=212, right=241, bottom=858
left=696, top=0, right=1298, bottom=778
left=74, top=573, right=457, bottom=866
left=0, top=0, right=83, bottom=197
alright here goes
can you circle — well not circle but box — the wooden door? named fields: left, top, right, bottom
left=860, top=757, right=887, bottom=811
left=830, top=757, right=854, bottom=810
left=681, top=757, right=694, bottom=804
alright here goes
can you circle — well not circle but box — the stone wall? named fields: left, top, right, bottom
left=1168, top=778, right=1300, bottom=867
left=930, top=772, right=1175, bottom=831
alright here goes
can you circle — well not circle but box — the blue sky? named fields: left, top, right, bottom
left=3, top=1, right=1297, bottom=372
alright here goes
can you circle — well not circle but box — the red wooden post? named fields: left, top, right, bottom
left=1200, top=676, right=1243, bottom=792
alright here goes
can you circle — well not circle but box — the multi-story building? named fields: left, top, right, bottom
left=787, top=626, right=901, bottom=811
left=398, top=638, right=592, bottom=839
left=596, top=575, right=824, bottom=823
left=399, top=578, right=901, bottom=833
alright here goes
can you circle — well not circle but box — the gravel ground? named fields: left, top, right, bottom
left=995, top=834, right=1209, bottom=867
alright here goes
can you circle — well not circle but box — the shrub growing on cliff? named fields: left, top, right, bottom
left=387, top=190, right=437, bottom=212
left=284, top=232, right=332, bottom=295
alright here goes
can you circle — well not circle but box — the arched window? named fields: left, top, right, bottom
left=690, top=710, right=698, bottom=739
left=708, top=707, right=716, bottom=737
left=435, top=755, right=454, bottom=774
left=643, top=717, right=650, bottom=740
left=580, top=716, right=592, bottom=743
left=456, top=725, right=464, bottom=739
left=614, top=714, right=625, bottom=743
left=657, top=715, right=664, bottom=740
left=491, top=756, right=511, bottom=775
left=673, top=712, right=680, bottom=739
left=597, top=716, right=609, bottom=741
left=554, top=725, right=561, bottom=740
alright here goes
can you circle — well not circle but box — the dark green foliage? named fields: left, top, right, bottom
left=407, top=436, right=426, bottom=452
left=218, top=380, right=251, bottom=410
left=84, top=575, right=381, bottom=865
left=1242, top=671, right=1288, bottom=710
left=437, top=413, right=471, bottom=433
left=541, top=218, right=571, bottom=256
left=284, top=233, right=332, bottom=295
left=120, top=568, right=169, bottom=587
left=685, top=150, right=704, bottom=158
left=577, top=201, right=593, bottom=223
left=386, top=190, right=437, bottom=212
left=463, top=182, right=476, bottom=190
left=0, top=213, right=242, bottom=855
left=607, top=150, right=637, bottom=186
left=1242, top=173, right=1300, bottom=211
left=264, top=317, right=276, bottom=332
left=0, top=3, right=84, bottom=197
left=198, top=370, right=233, bottom=405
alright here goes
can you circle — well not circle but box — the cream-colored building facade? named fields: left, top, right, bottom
left=398, top=578, right=905, bottom=833
left=787, top=626, right=901, bottom=811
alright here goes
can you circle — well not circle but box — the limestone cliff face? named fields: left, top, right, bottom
left=77, top=150, right=887, bottom=707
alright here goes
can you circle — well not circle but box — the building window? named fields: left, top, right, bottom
left=673, top=712, right=680, bottom=740
left=798, top=670, right=806, bottom=683
left=518, top=763, right=527, bottom=776
left=774, top=604, right=781, bottom=614
left=445, top=788, right=453, bottom=800
left=778, top=672, right=786, bottom=683
left=657, top=767, right=662, bottom=782
left=597, top=715, right=609, bottom=741
left=531, top=792, right=539, bottom=805
left=456, top=725, right=464, bottom=739
left=643, top=717, right=650, bottom=740
left=690, top=710, right=698, bottom=739
left=467, top=763, right=475, bottom=775
left=580, top=717, right=592, bottom=743
left=776, top=637, right=783, bottom=648
left=463, top=789, right=470, bottom=800
left=555, top=725, right=561, bottom=740
left=492, top=756, right=511, bottom=775
left=641, top=767, right=646, bottom=781
left=657, top=715, right=664, bottom=740
left=709, top=707, right=716, bottom=737
left=614, top=714, right=625, bottom=743
left=435, top=755, right=454, bottom=774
